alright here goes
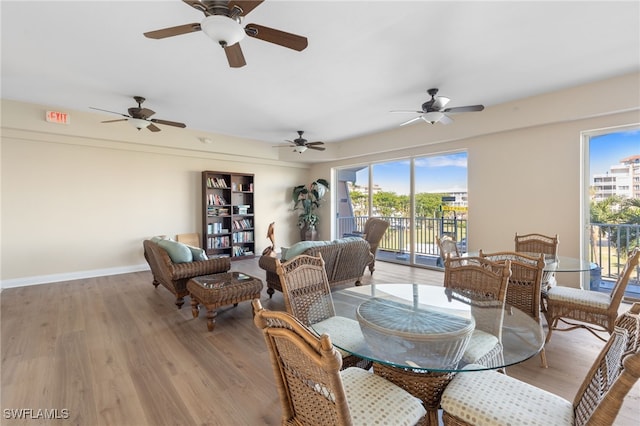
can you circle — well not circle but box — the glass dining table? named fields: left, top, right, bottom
left=310, top=283, right=544, bottom=425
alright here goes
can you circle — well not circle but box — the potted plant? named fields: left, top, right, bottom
left=292, top=178, right=330, bottom=241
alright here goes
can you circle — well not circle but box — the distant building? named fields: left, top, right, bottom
left=592, top=155, right=640, bottom=201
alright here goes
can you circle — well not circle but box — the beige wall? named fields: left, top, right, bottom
left=2, top=72, right=639, bottom=288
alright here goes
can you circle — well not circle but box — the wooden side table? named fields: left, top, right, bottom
left=187, top=272, right=263, bottom=331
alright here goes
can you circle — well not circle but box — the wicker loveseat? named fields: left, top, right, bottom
left=143, top=239, right=231, bottom=308
left=259, top=237, right=374, bottom=297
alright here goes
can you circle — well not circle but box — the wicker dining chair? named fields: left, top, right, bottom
left=440, top=303, right=640, bottom=426
left=544, top=247, right=640, bottom=343
left=515, top=232, right=559, bottom=301
left=436, top=235, right=460, bottom=267
left=443, top=256, right=512, bottom=370
left=479, top=250, right=548, bottom=368
left=275, top=254, right=372, bottom=370
left=252, top=299, right=427, bottom=426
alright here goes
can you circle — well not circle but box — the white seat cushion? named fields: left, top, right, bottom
left=340, top=367, right=426, bottom=425
left=312, top=316, right=367, bottom=354
left=441, top=364, right=573, bottom=426
left=462, top=330, right=499, bottom=364
left=547, top=286, right=610, bottom=309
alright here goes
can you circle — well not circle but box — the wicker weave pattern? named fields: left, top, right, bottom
left=441, top=303, right=640, bottom=426
left=437, top=236, right=460, bottom=262
left=514, top=233, right=559, bottom=256
left=545, top=248, right=640, bottom=343
left=252, top=300, right=427, bottom=426
left=277, top=254, right=372, bottom=371
left=143, top=239, right=231, bottom=308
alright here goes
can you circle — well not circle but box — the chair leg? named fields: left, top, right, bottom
left=539, top=348, right=548, bottom=368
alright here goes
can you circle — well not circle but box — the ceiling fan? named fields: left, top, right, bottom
left=275, top=131, right=326, bottom=153
left=89, top=96, right=186, bottom=132
left=392, top=88, right=484, bottom=126
left=143, top=0, right=308, bottom=68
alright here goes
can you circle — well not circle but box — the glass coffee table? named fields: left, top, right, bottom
left=187, top=272, right=263, bottom=331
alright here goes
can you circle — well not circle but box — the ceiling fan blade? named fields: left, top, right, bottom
left=224, top=43, right=246, bottom=68
left=439, top=115, right=454, bottom=125
left=228, top=1, right=263, bottom=16
left=150, top=119, right=187, bottom=128
left=182, top=0, right=210, bottom=15
left=144, top=23, right=202, bottom=39
left=244, top=24, right=308, bottom=51
left=443, top=105, right=485, bottom=113
left=307, top=145, right=326, bottom=151
left=305, top=141, right=324, bottom=146
left=101, top=119, right=128, bottom=124
left=89, top=107, right=130, bottom=118
left=147, top=123, right=162, bottom=132
left=400, top=116, right=422, bottom=126
left=139, top=108, right=156, bottom=119
left=129, top=107, right=156, bottom=119
left=391, top=110, right=423, bottom=114
left=432, top=96, right=451, bottom=110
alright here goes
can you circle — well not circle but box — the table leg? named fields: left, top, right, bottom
left=190, top=298, right=200, bottom=318
left=373, top=362, right=455, bottom=426
left=206, top=308, right=217, bottom=332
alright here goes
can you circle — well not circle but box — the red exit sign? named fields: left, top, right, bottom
left=46, top=111, right=70, bottom=124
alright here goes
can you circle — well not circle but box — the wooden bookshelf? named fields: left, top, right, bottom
left=202, top=171, right=255, bottom=260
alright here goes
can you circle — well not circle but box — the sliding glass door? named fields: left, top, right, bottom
left=336, top=151, right=468, bottom=269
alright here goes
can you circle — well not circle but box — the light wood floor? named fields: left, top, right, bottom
left=2, top=258, right=638, bottom=425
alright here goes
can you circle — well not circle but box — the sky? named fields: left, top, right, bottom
left=353, top=128, right=639, bottom=195
left=590, top=129, right=640, bottom=180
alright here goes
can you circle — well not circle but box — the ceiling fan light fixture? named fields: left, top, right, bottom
left=128, top=118, right=150, bottom=130
left=294, top=145, right=307, bottom=153
left=422, top=111, right=445, bottom=124
left=200, top=15, right=245, bottom=47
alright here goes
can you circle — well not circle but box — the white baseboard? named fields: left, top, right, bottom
left=1, top=264, right=150, bottom=289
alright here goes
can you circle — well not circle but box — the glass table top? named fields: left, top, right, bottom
left=311, top=283, right=544, bottom=373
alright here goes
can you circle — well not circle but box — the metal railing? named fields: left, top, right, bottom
left=338, top=216, right=639, bottom=289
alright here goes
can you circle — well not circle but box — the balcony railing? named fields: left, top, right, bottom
left=338, top=216, right=639, bottom=296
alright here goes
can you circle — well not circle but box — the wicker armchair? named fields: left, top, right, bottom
left=440, top=303, right=640, bottom=426
left=361, top=217, right=390, bottom=274
left=143, top=239, right=231, bottom=308
left=544, top=247, right=640, bottom=343
left=436, top=235, right=460, bottom=267
left=444, top=256, right=512, bottom=370
left=275, top=254, right=372, bottom=370
left=479, top=250, right=548, bottom=368
left=252, top=299, right=427, bottom=426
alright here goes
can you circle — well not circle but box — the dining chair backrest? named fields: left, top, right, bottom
left=514, top=232, right=559, bottom=257
left=437, top=235, right=460, bottom=262
left=251, top=299, right=352, bottom=425
left=479, top=250, right=546, bottom=321
left=608, top=247, right=640, bottom=307
left=444, top=256, right=511, bottom=303
left=275, top=253, right=335, bottom=326
left=573, top=303, right=640, bottom=424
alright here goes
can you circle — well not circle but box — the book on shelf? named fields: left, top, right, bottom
left=207, top=177, right=229, bottom=188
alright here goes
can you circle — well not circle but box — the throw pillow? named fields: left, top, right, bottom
left=281, top=240, right=329, bottom=261
left=186, top=245, right=208, bottom=261
left=158, top=239, right=193, bottom=263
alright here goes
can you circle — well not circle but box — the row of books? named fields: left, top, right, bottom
left=207, top=236, right=230, bottom=249
left=232, top=231, right=254, bottom=243
left=207, top=222, right=229, bottom=235
left=207, top=207, right=230, bottom=216
left=232, top=182, right=253, bottom=192
left=233, top=246, right=254, bottom=257
left=207, top=177, right=228, bottom=188
left=232, top=219, right=253, bottom=230
left=206, top=193, right=227, bottom=206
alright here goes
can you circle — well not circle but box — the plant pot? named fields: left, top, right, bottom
left=301, top=225, right=318, bottom=241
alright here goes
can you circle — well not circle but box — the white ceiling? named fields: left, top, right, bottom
left=2, top=1, right=639, bottom=146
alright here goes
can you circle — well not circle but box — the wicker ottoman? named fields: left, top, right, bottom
left=187, top=272, right=263, bottom=331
